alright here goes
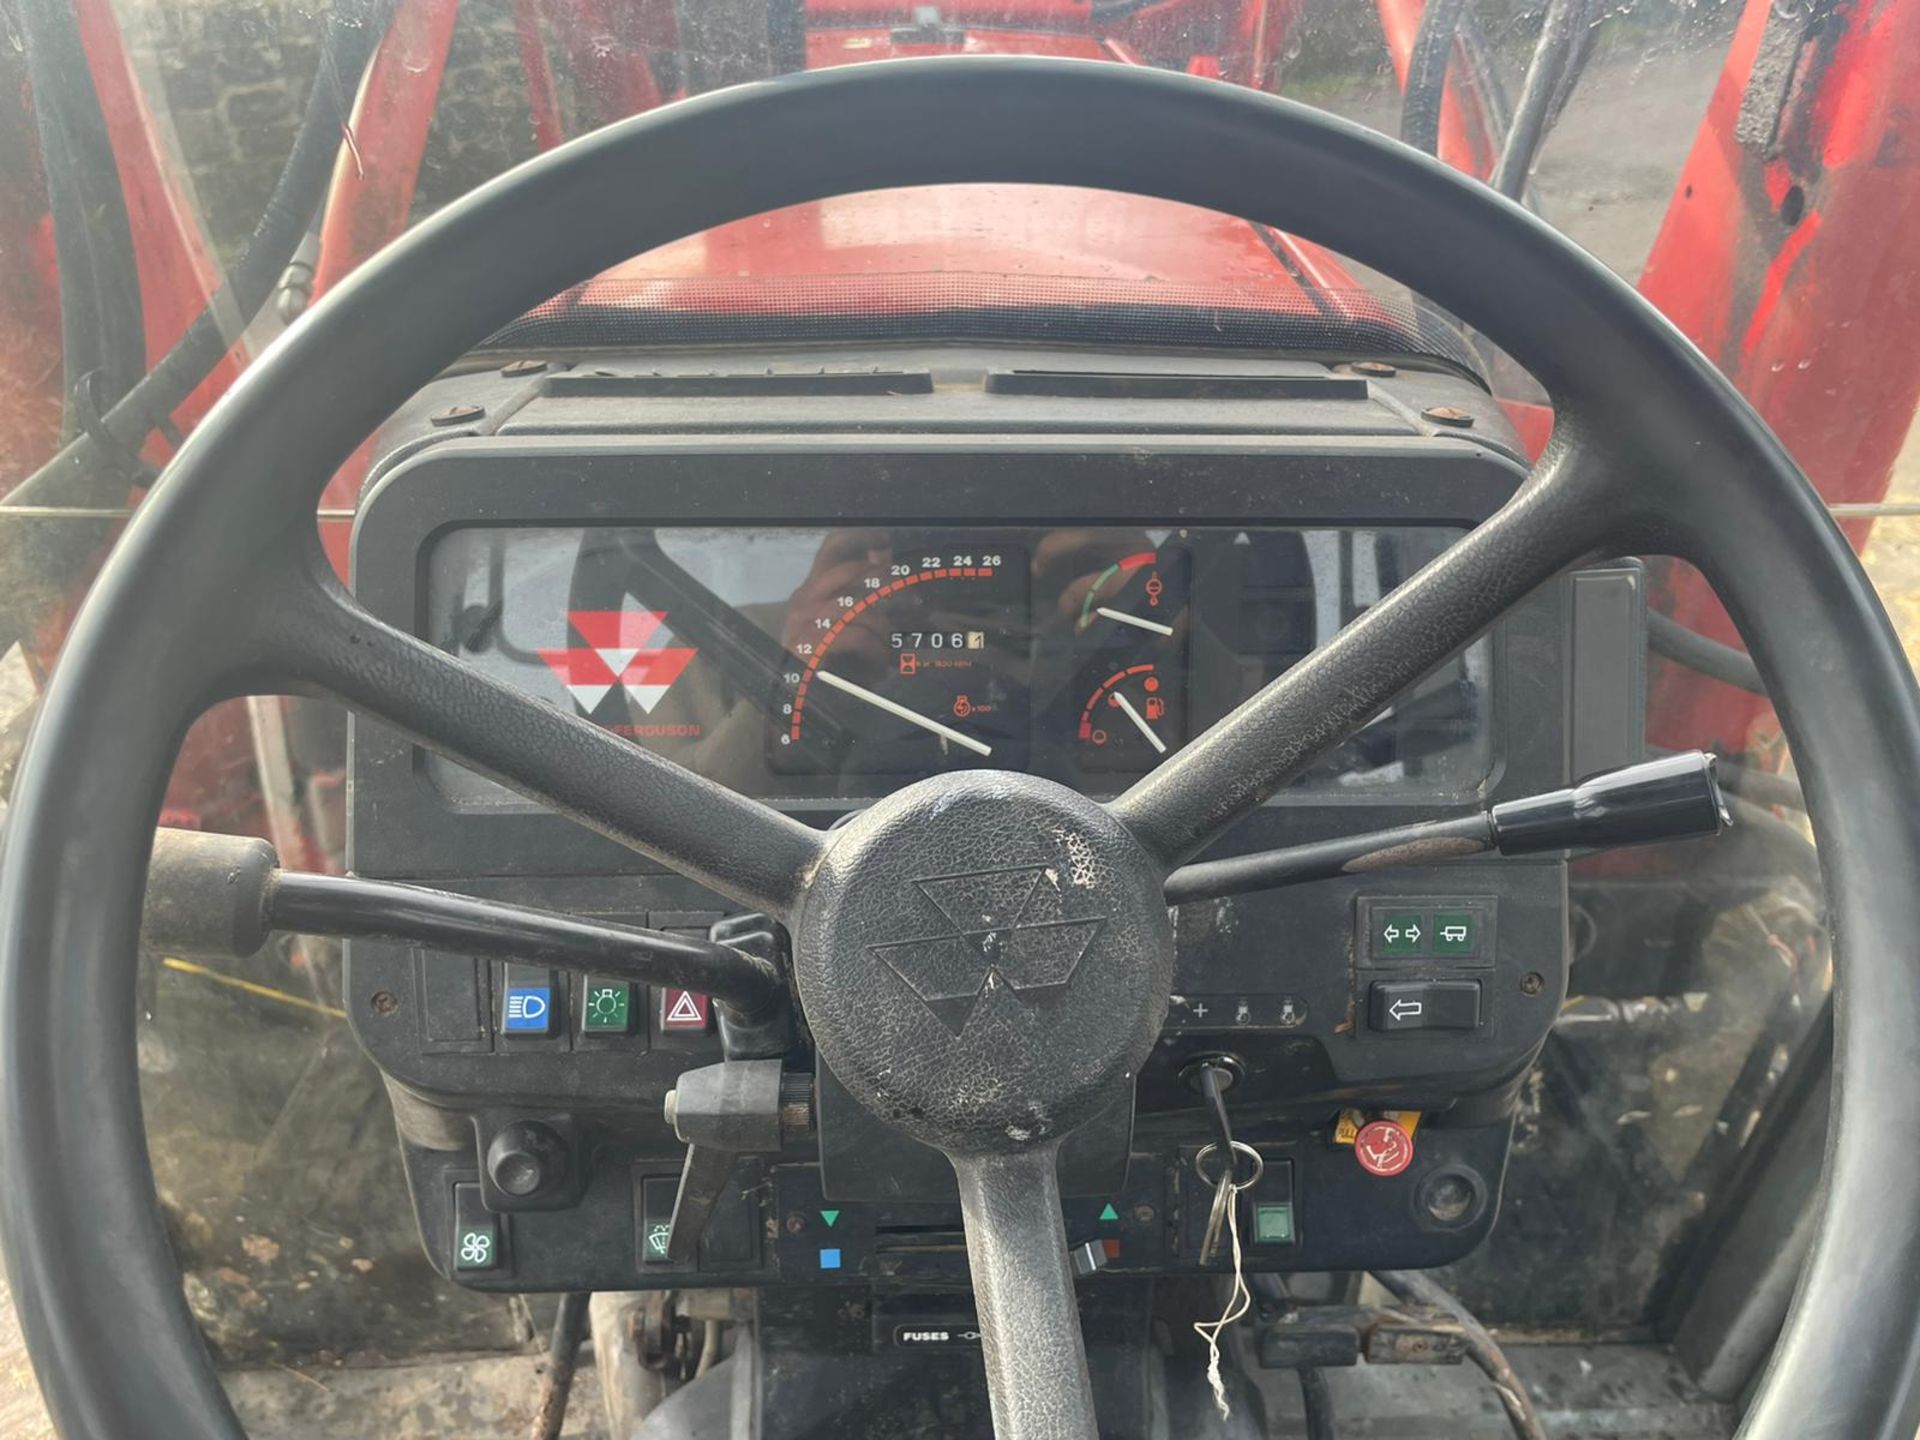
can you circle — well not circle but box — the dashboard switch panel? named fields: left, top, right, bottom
left=1178, top=1148, right=1296, bottom=1264
left=581, top=979, right=635, bottom=1035
left=501, top=965, right=559, bottom=1036
left=1165, top=993, right=1308, bottom=1031
left=659, top=987, right=712, bottom=1033
left=453, top=1183, right=504, bottom=1272
left=1369, top=980, right=1482, bottom=1033
left=639, top=1175, right=678, bottom=1266
left=418, top=952, right=488, bottom=1048
left=1358, top=897, right=1496, bottom=967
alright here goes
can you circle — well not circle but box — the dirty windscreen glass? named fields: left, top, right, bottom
left=0, top=0, right=1913, bottom=1432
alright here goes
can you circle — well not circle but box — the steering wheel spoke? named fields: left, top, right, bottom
left=1111, top=435, right=1626, bottom=867
left=269, top=567, right=824, bottom=921
left=951, top=1147, right=1099, bottom=1440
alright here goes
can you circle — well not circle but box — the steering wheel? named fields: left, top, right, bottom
left=5, top=56, right=1918, bottom=1440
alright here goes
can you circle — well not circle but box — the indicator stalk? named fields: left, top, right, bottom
left=1164, top=752, right=1730, bottom=903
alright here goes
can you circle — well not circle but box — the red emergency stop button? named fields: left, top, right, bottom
left=1353, top=1119, right=1415, bottom=1178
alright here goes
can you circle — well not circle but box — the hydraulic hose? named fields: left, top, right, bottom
left=1718, top=759, right=1804, bottom=813
left=1402, top=0, right=1597, bottom=205
left=1489, top=0, right=1592, bottom=199
left=1371, top=1269, right=1547, bottom=1440
left=1298, top=1365, right=1337, bottom=1440
left=1647, top=610, right=1766, bottom=695
left=0, top=0, right=393, bottom=640
left=1399, top=0, right=1474, bottom=160
left=14, top=0, right=147, bottom=429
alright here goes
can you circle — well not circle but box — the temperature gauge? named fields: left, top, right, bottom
left=1078, top=662, right=1186, bottom=772
left=1077, top=548, right=1188, bottom=643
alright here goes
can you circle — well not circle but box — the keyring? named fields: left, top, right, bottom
left=1193, top=1139, right=1264, bottom=1190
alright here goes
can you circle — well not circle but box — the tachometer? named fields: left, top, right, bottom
left=777, top=539, right=1031, bottom=777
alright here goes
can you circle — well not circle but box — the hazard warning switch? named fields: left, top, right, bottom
left=659, top=987, right=712, bottom=1034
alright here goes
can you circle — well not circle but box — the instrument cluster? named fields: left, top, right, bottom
left=425, top=523, right=1489, bottom=803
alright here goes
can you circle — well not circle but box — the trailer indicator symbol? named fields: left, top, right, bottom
left=1433, top=912, right=1478, bottom=955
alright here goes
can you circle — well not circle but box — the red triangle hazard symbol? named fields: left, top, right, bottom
left=666, top=991, right=704, bottom=1024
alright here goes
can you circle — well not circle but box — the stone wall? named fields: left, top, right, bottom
left=117, top=0, right=548, bottom=262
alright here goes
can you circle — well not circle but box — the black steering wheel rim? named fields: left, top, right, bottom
left=5, top=56, right=1918, bottom=1440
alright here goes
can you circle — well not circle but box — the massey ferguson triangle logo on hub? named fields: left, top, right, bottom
left=868, top=865, right=1105, bottom=1034
left=538, top=610, right=696, bottom=714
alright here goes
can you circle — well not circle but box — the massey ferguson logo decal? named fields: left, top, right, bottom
left=868, top=865, right=1104, bottom=1034
left=538, top=610, right=696, bottom=715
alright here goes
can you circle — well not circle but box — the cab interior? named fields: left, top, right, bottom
left=1, top=3, right=1916, bottom=1438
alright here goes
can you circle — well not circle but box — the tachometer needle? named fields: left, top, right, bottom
left=815, top=670, right=993, bottom=757
left=1095, top=606, right=1174, bottom=637
left=1112, top=690, right=1167, bottom=755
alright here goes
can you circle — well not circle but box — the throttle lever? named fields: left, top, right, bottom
left=663, top=1059, right=813, bottom=1263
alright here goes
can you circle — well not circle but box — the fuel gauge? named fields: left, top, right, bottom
left=1078, top=662, right=1185, bottom=771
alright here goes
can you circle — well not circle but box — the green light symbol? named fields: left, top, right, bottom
left=583, top=983, right=631, bottom=1033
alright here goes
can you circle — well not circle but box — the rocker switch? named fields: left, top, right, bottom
left=1369, top=980, right=1481, bottom=1032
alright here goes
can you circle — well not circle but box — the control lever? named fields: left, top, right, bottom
left=1164, top=751, right=1731, bottom=904
left=137, top=827, right=787, bottom=1024
left=663, top=1060, right=814, bottom=1264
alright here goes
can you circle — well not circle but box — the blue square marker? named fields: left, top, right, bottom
left=819, top=1247, right=842, bottom=1271
left=502, top=984, right=554, bottom=1035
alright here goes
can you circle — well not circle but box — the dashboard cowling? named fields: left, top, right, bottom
left=341, top=343, right=1641, bottom=1293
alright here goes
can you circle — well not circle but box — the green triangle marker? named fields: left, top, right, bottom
left=1099, top=1203, right=1120, bottom=1223
left=820, top=1209, right=840, bottom=1228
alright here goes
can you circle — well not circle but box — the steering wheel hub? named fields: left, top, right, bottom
left=794, top=771, right=1174, bottom=1155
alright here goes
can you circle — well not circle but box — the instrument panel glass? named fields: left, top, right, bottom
left=423, top=525, right=1489, bottom=804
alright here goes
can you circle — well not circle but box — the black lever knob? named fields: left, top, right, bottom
left=1163, top=751, right=1732, bottom=904
left=486, top=1119, right=571, bottom=1200
left=1490, top=751, right=1730, bottom=855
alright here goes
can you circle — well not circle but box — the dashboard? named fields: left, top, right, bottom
left=343, top=345, right=1645, bottom=1306
left=423, top=523, right=1487, bottom=802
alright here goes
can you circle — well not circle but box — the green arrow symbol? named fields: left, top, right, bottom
left=820, top=1209, right=840, bottom=1228
left=1099, top=1203, right=1120, bottom=1223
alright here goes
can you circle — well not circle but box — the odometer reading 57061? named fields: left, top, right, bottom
left=777, top=544, right=1031, bottom=778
